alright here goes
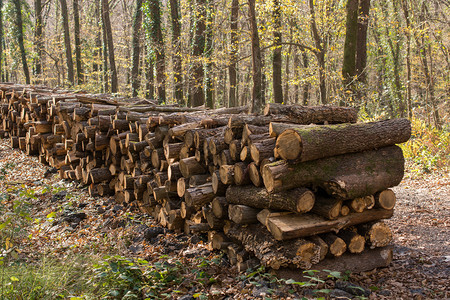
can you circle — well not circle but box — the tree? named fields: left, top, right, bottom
left=169, top=0, right=183, bottom=104
left=13, top=0, right=30, bottom=84
left=73, top=0, right=83, bottom=84
left=342, top=0, right=358, bottom=95
left=191, top=0, right=206, bottom=107
left=59, top=0, right=74, bottom=85
left=228, top=0, right=239, bottom=107
left=148, top=0, right=166, bottom=103
left=101, top=0, right=118, bottom=93
left=34, top=0, right=43, bottom=79
left=204, top=0, right=214, bottom=108
left=131, top=0, right=143, bottom=97
left=272, top=0, right=283, bottom=103
left=0, top=0, right=4, bottom=81
left=248, top=0, right=263, bottom=113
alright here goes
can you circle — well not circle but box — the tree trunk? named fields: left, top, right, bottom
left=14, top=0, right=31, bottom=84
left=228, top=0, right=239, bottom=107
left=401, top=0, right=412, bottom=118
left=267, top=208, right=393, bottom=241
left=191, top=0, right=206, bottom=106
left=272, top=0, right=283, bottom=104
left=204, top=0, right=214, bottom=108
left=355, top=0, right=370, bottom=86
left=262, top=145, right=405, bottom=198
left=275, top=118, right=411, bottom=162
left=73, top=0, right=83, bottom=84
left=34, top=0, right=43, bottom=79
left=226, top=185, right=314, bottom=214
left=170, top=0, right=183, bottom=104
left=248, top=0, right=263, bottom=113
left=308, top=0, right=326, bottom=104
left=59, top=0, right=74, bottom=85
left=149, top=0, right=166, bottom=103
left=342, top=0, right=358, bottom=91
left=102, top=0, right=118, bottom=93
left=101, top=0, right=109, bottom=92
left=131, top=0, right=143, bottom=97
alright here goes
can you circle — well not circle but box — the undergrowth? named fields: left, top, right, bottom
left=400, top=117, right=449, bottom=174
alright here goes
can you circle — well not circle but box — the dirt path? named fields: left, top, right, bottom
left=1, top=139, right=449, bottom=299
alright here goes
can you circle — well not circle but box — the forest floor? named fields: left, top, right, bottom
left=0, top=138, right=449, bottom=299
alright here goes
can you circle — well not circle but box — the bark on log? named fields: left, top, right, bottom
left=184, top=183, right=215, bottom=209
left=179, top=157, right=206, bottom=178
left=225, top=223, right=321, bottom=269
left=311, top=195, right=342, bottom=220
left=228, top=204, right=260, bottom=224
left=212, top=196, right=228, bottom=219
left=275, top=119, right=411, bottom=162
left=264, top=103, right=358, bottom=124
left=266, top=208, right=394, bottom=241
left=226, top=185, right=315, bottom=213
left=250, top=138, right=276, bottom=165
left=262, top=146, right=405, bottom=199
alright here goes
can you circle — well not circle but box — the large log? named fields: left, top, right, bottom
left=264, top=103, right=358, bottom=124
left=225, top=223, right=321, bottom=269
left=275, top=119, right=411, bottom=161
left=266, top=208, right=394, bottom=241
left=262, top=146, right=405, bottom=199
left=226, top=185, right=314, bottom=214
left=274, top=246, right=393, bottom=278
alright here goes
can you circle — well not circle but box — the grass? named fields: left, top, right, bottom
left=0, top=255, right=98, bottom=299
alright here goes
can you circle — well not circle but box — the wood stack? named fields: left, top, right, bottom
left=0, top=83, right=410, bottom=272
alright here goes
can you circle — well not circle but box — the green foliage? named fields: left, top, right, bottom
left=0, top=256, right=96, bottom=299
left=400, top=117, right=450, bottom=173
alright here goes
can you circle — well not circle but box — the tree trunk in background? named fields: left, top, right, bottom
left=228, top=0, right=239, bottom=107
left=149, top=0, right=166, bottom=103
left=170, top=0, right=183, bottom=104
left=401, top=0, right=412, bottom=119
left=416, top=2, right=440, bottom=128
left=101, top=0, right=109, bottom=93
left=34, top=0, right=43, bottom=79
left=14, top=0, right=30, bottom=84
left=248, top=0, right=263, bottom=113
left=0, top=0, right=3, bottom=81
left=101, top=0, right=118, bottom=93
left=59, top=0, right=74, bottom=85
left=302, top=52, right=310, bottom=105
left=73, top=0, right=83, bottom=84
left=355, top=0, right=370, bottom=84
left=131, top=0, right=143, bottom=97
left=145, top=45, right=154, bottom=99
left=93, top=0, right=102, bottom=85
left=342, top=0, right=358, bottom=94
left=272, top=0, right=283, bottom=103
left=191, top=0, right=206, bottom=107
left=204, top=0, right=214, bottom=108
left=309, top=0, right=326, bottom=104
left=293, top=50, right=299, bottom=104
left=283, top=43, right=291, bottom=104
left=383, top=1, right=404, bottom=117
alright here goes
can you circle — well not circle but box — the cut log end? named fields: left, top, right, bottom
left=275, top=129, right=302, bottom=161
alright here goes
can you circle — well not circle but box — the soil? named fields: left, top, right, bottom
left=0, top=138, right=448, bottom=299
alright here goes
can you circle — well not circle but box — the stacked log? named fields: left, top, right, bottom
left=0, top=83, right=410, bottom=272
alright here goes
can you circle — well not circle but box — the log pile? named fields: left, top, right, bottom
left=0, top=83, right=411, bottom=272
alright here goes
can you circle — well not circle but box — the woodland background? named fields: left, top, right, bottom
left=0, top=0, right=448, bottom=124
